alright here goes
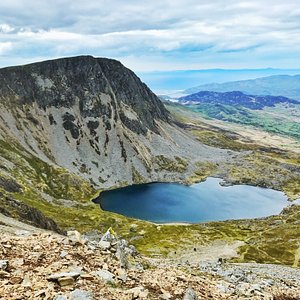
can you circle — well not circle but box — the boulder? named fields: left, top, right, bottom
left=92, top=270, right=114, bottom=283
left=100, top=228, right=116, bottom=243
left=98, top=241, right=111, bottom=250
left=67, top=230, right=85, bottom=245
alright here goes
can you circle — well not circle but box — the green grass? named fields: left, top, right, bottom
left=185, top=103, right=300, bottom=140
left=154, top=155, right=188, bottom=173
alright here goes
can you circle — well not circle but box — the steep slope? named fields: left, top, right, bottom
left=184, top=75, right=300, bottom=100
left=179, top=91, right=299, bottom=109
left=0, top=56, right=229, bottom=190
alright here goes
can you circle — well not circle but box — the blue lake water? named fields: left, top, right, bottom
left=93, top=177, right=289, bottom=223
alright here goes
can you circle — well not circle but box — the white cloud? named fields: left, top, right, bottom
left=0, top=0, right=299, bottom=71
left=0, top=24, right=15, bottom=33
left=0, top=42, right=13, bottom=54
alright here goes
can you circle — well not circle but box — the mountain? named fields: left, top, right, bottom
left=0, top=56, right=229, bottom=188
left=184, top=75, right=300, bottom=100
left=179, top=91, right=299, bottom=110
left=0, top=56, right=233, bottom=228
left=138, top=69, right=300, bottom=94
left=1, top=56, right=300, bottom=292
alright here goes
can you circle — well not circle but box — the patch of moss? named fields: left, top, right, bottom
left=186, top=161, right=218, bottom=184
left=189, top=129, right=259, bottom=151
left=154, top=155, right=188, bottom=173
left=219, top=152, right=300, bottom=200
left=131, top=166, right=145, bottom=184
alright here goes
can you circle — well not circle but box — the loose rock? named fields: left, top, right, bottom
left=183, top=287, right=198, bottom=300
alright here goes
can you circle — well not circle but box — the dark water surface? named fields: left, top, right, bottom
left=93, top=178, right=289, bottom=223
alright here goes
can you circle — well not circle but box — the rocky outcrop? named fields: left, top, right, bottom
left=0, top=56, right=170, bottom=134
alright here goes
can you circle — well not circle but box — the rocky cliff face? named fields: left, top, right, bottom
left=0, top=56, right=170, bottom=134
left=0, top=56, right=229, bottom=188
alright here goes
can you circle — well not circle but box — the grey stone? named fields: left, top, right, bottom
left=60, top=250, right=68, bottom=258
left=0, top=260, right=8, bottom=271
left=116, top=240, right=129, bottom=269
left=183, top=287, right=198, bottom=300
left=67, top=230, right=85, bottom=245
left=92, top=270, right=114, bottom=283
left=98, top=241, right=111, bottom=250
left=47, top=271, right=81, bottom=281
left=100, top=229, right=115, bottom=243
left=70, top=289, right=93, bottom=300
left=54, top=295, right=68, bottom=300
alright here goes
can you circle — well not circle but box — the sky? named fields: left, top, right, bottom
left=0, top=0, right=300, bottom=75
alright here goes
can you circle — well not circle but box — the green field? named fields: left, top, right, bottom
left=184, top=103, right=300, bottom=140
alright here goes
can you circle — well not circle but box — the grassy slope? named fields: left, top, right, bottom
left=184, top=102, right=300, bottom=140
left=1, top=105, right=300, bottom=267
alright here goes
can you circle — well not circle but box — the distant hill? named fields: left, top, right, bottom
left=178, top=91, right=300, bottom=140
left=179, top=91, right=299, bottom=110
left=184, top=75, right=300, bottom=100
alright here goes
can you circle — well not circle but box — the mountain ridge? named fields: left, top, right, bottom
left=179, top=90, right=299, bottom=110
left=184, top=74, right=300, bottom=100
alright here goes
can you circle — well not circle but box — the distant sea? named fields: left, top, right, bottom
left=137, top=68, right=300, bottom=95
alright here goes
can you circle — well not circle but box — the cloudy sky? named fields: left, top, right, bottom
left=0, top=0, right=300, bottom=72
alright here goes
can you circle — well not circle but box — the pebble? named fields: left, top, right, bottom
left=21, top=275, right=31, bottom=287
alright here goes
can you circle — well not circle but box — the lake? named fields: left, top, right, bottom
left=93, top=177, right=289, bottom=223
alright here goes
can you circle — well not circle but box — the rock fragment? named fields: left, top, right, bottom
left=98, top=241, right=111, bottom=250
left=92, top=269, right=114, bottom=283
left=57, top=276, right=75, bottom=287
left=183, top=287, right=198, bottom=300
left=127, top=286, right=149, bottom=299
left=0, top=260, right=8, bottom=271
left=70, top=289, right=94, bottom=300
left=67, top=230, right=85, bottom=245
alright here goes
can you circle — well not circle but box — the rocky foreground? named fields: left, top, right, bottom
left=0, top=219, right=300, bottom=300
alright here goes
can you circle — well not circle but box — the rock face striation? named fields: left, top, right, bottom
left=0, top=56, right=229, bottom=188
